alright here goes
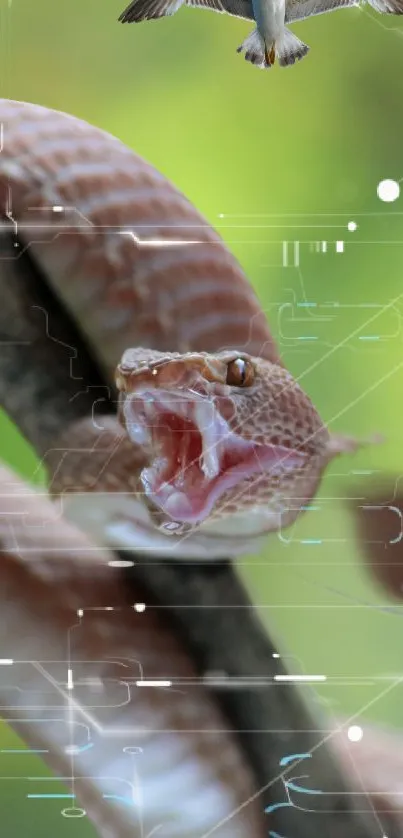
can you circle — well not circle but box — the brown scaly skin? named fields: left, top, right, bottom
left=0, top=98, right=368, bottom=551
left=0, top=465, right=267, bottom=838
left=46, top=346, right=360, bottom=557
left=0, top=99, right=388, bottom=838
left=116, top=348, right=332, bottom=531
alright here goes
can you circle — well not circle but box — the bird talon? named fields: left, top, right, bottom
left=265, top=45, right=276, bottom=66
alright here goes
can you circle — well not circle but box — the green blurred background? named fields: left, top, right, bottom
left=1, top=0, right=403, bottom=832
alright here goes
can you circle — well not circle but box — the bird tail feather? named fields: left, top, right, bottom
left=277, top=28, right=309, bottom=66
left=236, top=29, right=267, bottom=68
left=237, top=27, right=309, bottom=69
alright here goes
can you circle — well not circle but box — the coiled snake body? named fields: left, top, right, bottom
left=0, top=99, right=382, bottom=838
left=0, top=99, right=359, bottom=560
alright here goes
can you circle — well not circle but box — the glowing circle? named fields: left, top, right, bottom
left=134, top=602, right=146, bottom=612
left=377, top=179, right=400, bottom=202
left=347, top=221, right=357, bottom=232
left=108, top=559, right=135, bottom=568
left=61, top=807, right=86, bottom=818
left=347, top=725, right=363, bottom=742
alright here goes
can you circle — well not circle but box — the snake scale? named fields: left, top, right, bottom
left=0, top=98, right=393, bottom=838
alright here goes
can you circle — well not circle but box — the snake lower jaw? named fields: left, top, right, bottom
left=139, top=440, right=307, bottom=530
left=121, top=385, right=310, bottom=530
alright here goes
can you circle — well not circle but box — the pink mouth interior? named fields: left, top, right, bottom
left=124, top=391, right=306, bottom=527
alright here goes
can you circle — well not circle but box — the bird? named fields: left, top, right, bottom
left=118, top=0, right=403, bottom=69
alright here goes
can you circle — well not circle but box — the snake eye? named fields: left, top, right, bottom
left=226, top=358, right=254, bottom=387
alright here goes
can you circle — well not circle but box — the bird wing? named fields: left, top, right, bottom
left=366, top=0, right=403, bottom=14
left=119, top=0, right=184, bottom=23
left=185, top=0, right=254, bottom=21
left=285, top=0, right=358, bottom=22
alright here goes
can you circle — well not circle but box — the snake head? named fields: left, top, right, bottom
left=115, top=348, right=335, bottom=536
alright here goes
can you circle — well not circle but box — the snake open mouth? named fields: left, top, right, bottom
left=122, top=389, right=307, bottom=528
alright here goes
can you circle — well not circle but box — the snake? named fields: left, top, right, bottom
left=0, top=463, right=402, bottom=838
left=0, top=98, right=363, bottom=562
left=0, top=98, right=389, bottom=838
left=0, top=465, right=269, bottom=838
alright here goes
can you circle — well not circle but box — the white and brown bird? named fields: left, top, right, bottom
left=119, top=0, right=403, bottom=69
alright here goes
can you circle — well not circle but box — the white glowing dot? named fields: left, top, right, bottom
left=65, top=745, right=80, bottom=755
left=108, top=559, right=135, bottom=568
left=347, top=221, right=357, bottom=232
left=377, top=179, right=400, bottom=202
left=347, top=725, right=363, bottom=742
left=134, top=602, right=146, bottom=612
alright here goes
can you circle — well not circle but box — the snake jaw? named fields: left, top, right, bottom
left=120, top=387, right=307, bottom=529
